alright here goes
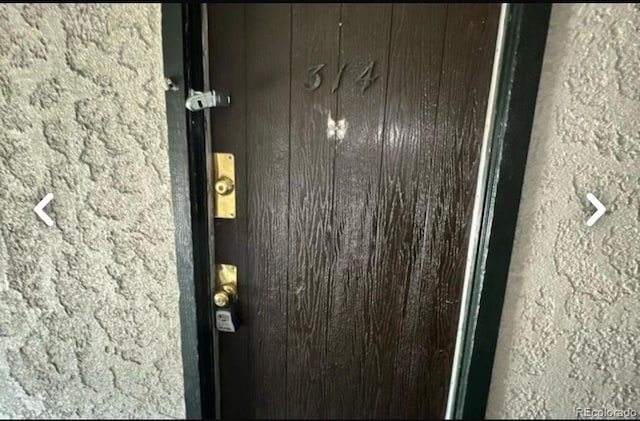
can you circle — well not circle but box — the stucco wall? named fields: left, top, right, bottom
left=487, top=4, right=640, bottom=418
left=0, top=4, right=185, bottom=418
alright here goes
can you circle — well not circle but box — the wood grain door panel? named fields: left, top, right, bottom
left=208, top=3, right=500, bottom=419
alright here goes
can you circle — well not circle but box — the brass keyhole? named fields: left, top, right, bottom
left=215, top=176, right=235, bottom=195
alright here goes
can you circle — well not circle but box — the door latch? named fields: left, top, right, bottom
left=214, top=264, right=241, bottom=332
left=185, top=89, right=231, bottom=111
left=213, top=153, right=236, bottom=219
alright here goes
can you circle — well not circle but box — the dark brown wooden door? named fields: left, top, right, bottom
left=208, top=3, right=500, bottom=419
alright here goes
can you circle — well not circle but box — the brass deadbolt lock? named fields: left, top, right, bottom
left=215, top=176, right=235, bottom=195
left=214, top=284, right=237, bottom=307
left=214, top=264, right=238, bottom=308
left=214, top=264, right=241, bottom=332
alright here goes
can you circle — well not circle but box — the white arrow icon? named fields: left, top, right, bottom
left=34, top=193, right=54, bottom=227
left=586, top=193, right=606, bottom=227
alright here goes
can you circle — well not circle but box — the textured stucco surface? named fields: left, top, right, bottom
left=0, top=4, right=185, bottom=418
left=487, top=4, right=640, bottom=419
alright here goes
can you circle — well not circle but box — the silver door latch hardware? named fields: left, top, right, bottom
left=185, top=89, right=231, bottom=111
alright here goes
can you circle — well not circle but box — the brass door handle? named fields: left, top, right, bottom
left=214, top=176, right=234, bottom=195
left=213, top=153, right=235, bottom=219
left=214, top=284, right=237, bottom=307
left=214, top=264, right=238, bottom=307
left=214, top=264, right=240, bottom=332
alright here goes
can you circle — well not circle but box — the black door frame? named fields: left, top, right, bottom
left=161, top=3, right=217, bottom=420
left=448, top=4, right=552, bottom=419
left=161, top=3, right=552, bottom=419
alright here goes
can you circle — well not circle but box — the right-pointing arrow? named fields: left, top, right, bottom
left=586, top=193, right=606, bottom=227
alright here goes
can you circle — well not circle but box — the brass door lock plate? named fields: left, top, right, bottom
left=213, top=153, right=235, bottom=218
left=214, top=264, right=238, bottom=307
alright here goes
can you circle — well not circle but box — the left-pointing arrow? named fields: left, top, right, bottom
left=34, top=193, right=54, bottom=227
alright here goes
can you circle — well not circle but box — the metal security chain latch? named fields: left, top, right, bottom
left=185, top=89, right=231, bottom=111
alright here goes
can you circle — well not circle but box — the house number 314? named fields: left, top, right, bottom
left=304, top=61, right=379, bottom=93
